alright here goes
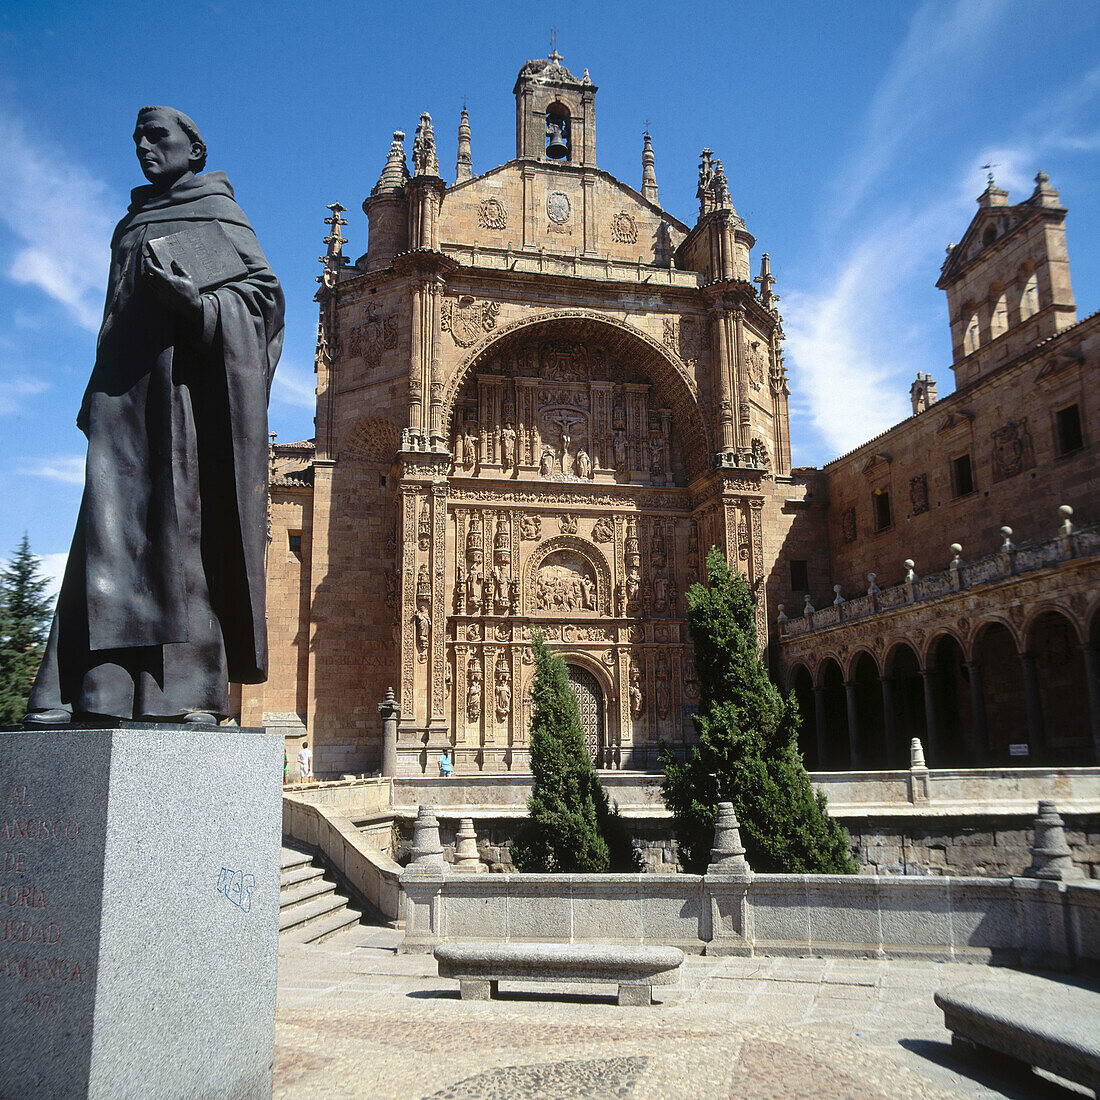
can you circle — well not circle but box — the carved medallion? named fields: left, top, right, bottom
left=477, top=198, right=507, bottom=230
left=546, top=190, right=571, bottom=225
left=442, top=296, right=501, bottom=348
left=592, top=515, right=614, bottom=543
left=520, top=514, right=542, bottom=540
left=558, top=513, right=578, bottom=535
left=610, top=211, right=638, bottom=244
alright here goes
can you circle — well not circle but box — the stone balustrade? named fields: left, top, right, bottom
left=778, top=509, right=1098, bottom=639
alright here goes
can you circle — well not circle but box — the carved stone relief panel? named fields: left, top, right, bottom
left=610, top=211, right=638, bottom=244
left=442, top=297, right=500, bottom=348
left=535, top=550, right=597, bottom=613
left=477, top=198, right=507, bottom=230
left=346, top=303, right=397, bottom=370
left=991, top=419, right=1036, bottom=482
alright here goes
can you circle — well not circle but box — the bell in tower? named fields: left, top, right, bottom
left=545, top=109, right=569, bottom=160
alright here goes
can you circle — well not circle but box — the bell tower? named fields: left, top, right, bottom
left=513, top=49, right=597, bottom=167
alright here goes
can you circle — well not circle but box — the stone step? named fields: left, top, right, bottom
left=280, top=847, right=313, bottom=872
left=280, top=863, right=326, bottom=892
left=279, top=905, right=363, bottom=947
left=279, top=875, right=338, bottom=913
left=278, top=891, right=352, bottom=936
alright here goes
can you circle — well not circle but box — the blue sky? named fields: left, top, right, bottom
left=2, top=0, right=1099, bottom=592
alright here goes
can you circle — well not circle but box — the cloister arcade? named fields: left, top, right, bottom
left=786, top=602, right=1100, bottom=770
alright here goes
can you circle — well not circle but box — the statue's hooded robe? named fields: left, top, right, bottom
left=30, top=171, right=284, bottom=719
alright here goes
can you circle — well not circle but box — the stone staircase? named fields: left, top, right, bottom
left=279, top=844, right=363, bottom=945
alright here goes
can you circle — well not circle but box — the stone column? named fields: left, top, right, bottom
left=879, top=675, right=897, bottom=768
left=812, top=686, right=828, bottom=769
left=843, top=680, right=861, bottom=769
left=965, top=659, right=989, bottom=762
left=1019, top=650, right=1045, bottom=761
left=1081, top=643, right=1100, bottom=764
left=710, top=305, right=735, bottom=451
left=378, top=686, right=400, bottom=777
left=919, top=667, right=940, bottom=765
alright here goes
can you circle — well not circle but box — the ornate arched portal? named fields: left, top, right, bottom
left=567, top=663, right=606, bottom=767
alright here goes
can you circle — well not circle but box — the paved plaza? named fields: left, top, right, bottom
left=275, top=922, right=1092, bottom=1099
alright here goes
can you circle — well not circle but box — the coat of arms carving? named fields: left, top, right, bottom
left=909, top=473, right=929, bottom=515
left=347, top=303, right=398, bottom=367
left=991, top=419, right=1035, bottom=482
left=841, top=507, right=857, bottom=544
left=442, top=296, right=501, bottom=348
left=610, top=211, right=637, bottom=244
left=663, top=316, right=702, bottom=367
left=477, top=198, right=507, bottom=230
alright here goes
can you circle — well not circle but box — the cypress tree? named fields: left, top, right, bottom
left=0, top=535, right=53, bottom=724
left=511, top=633, right=639, bottom=873
left=660, top=548, right=856, bottom=874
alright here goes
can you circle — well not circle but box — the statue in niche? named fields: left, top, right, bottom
left=418, top=501, right=430, bottom=550
left=649, top=433, right=666, bottom=479
left=501, top=422, right=516, bottom=469
left=613, top=429, right=628, bottom=472
left=559, top=513, right=578, bottom=535
left=493, top=516, right=509, bottom=562
left=538, top=447, right=555, bottom=478
left=559, top=425, right=573, bottom=475
left=462, top=427, right=478, bottom=470
left=492, top=564, right=509, bottom=612
left=629, top=667, right=644, bottom=719
left=495, top=670, right=511, bottom=721
left=520, top=514, right=542, bottom=540
left=626, top=568, right=641, bottom=612
left=466, top=565, right=483, bottom=612
left=653, top=570, right=669, bottom=613
left=576, top=448, right=592, bottom=480
left=466, top=660, right=482, bottom=722
left=416, top=563, right=431, bottom=603
left=413, top=607, right=430, bottom=661
left=655, top=658, right=671, bottom=719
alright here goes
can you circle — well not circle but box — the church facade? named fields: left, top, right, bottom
left=238, top=53, right=1099, bottom=777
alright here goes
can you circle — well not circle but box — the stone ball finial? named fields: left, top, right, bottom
left=1000, top=525, right=1013, bottom=538
left=1059, top=504, right=1073, bottom=519
left=950, top=543, right=963, bottom=555
left=903, top=559, right=915, bottom=570
left=1024, top=801, right=1081, bottom=881
left=708, top=802, right=750, bottom=876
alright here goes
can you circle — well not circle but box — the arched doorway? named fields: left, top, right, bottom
left=818, top=658, right=849, bottom=770
left=973, top=621, right=1025, bottom=761
left=930, top=634, right=973, bottom=765
left=1029, top=609, right=1089, bottom=764
left=567, top=664, right=606, bottom=767
left=885, top=642, right=926, bottom=764
left=851, top=652, right=886, bottom=768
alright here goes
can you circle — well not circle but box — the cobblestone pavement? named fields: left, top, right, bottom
left=276, top=924, right=1090, bottom=1100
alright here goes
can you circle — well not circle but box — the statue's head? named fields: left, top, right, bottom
left=133, top=106, right=206, bottom=190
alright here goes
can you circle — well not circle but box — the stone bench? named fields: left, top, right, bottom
left=434, top=943, right=684, bottom=1006
left=935, top=976, right=1100, bottom=1095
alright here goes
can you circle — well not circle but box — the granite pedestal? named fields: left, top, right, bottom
left=0, top=725, right=282, bottom=1099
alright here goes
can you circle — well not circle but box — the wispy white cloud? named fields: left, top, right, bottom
left=271, top=360, right=317, bottom=410
left=38, top=551, right=68, bottom=602
left=18, top=454, right=86, bottom=486
left=0, top=107, right=115, bottom=332
left=0, top=379, right=48, bottom=415
left=830, top=0, right=1007, bottom=225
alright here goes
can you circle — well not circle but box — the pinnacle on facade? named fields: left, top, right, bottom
left=316, top=201, right=347, bottom=287
left=371, top=131, right=410, bottom=197
left=754, top=253, right=779, bottom=311
left=413, top=111, right=439, bottom=177
left=1030, top=168, right=1060, bottom=208
left=641, top=129, right=658, bottom=205
left=697, top=147, right=734, bottom=218
left=456, top=105, right=472, bottom=183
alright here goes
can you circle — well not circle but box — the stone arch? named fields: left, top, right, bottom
left=919, top=625, right=970, bottom=669
left=342, top=415, right=401, bottom=465
left=789, top=662, right=817, bottom=768
left=440, top=310, right=711, bottom=479
left=844, top=646, right=881, bottom=682
left=521, top=647, right=619, bottom=758
left=816, top=656, right=849, bottom=770
left=927, top=632, right=973, bottom=765
left=1021, top=600, right=1085, bottom=646
left=972, top=619, right=1025, bottom=760
left=786, top=660, right=813, bottom=693
left=1027, top=608, right=1090, bottom=762
left=883, top=640, right=927, bottom=764
left=524, top=534, right=612, bottom=616
left=850, top=650, right=887, bottom=768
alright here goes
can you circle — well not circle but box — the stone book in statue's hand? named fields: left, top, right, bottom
left=146, top=222, right=248, bottom=293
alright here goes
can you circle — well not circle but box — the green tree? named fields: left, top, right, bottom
left=0, top=535, right=54, bottom=724
left=511, top=633, right=639, bottom=873
left=660, top=548, right=856, bottom=875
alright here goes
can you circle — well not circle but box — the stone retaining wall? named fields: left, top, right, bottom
left=403, top=868, right=1100, bottom=974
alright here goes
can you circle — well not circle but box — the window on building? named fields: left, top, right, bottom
left=989, top=294, right=1007, bottom=339
left=963, top=312, right=980, bottom=355
left=951, top=453, right=975, bottom=497
left=789, top=559, right=809, bottom=594
left=1055, top=404, right=1084, bottom=456
left=1019, top=272, right=1039, bottom=320
left=288, top=532, right=302, bottom=556
left=873, top=488, right=892, bottom=532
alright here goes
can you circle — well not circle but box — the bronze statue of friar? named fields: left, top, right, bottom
left=25, top=107, right=284, bottom=726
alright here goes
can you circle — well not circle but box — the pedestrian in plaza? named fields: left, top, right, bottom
left=439, top=747, right=454, bottom=778
left=297, top=741, right=313, bottom=783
